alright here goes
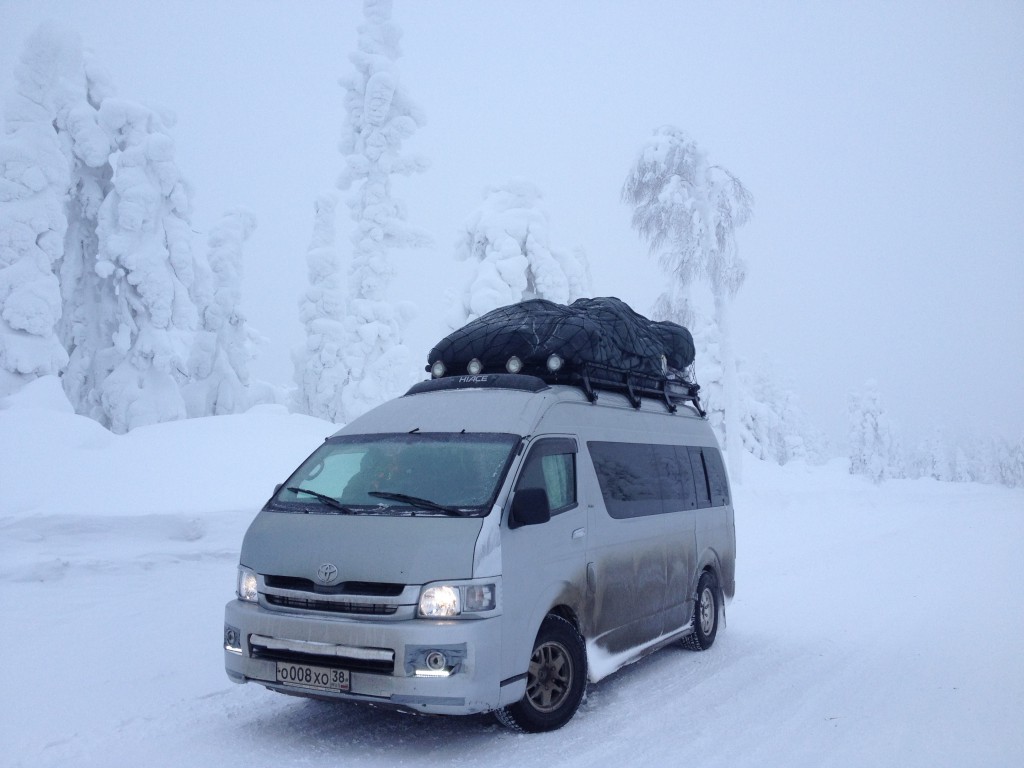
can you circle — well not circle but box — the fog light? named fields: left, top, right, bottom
left=506, top=356, right=523, bottom=374
left=430, top=360, right=446, bottom=378
left=405, top=643, right=466, bottom=677
left=224, top=624, right=242, bottom=654
left=424, top=650, right=447, bottom=671
left=467, top=358, right=483, bottom=375
left=546, top=354, right=563, bottom=372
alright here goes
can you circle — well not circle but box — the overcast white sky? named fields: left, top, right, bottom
left=2, top=0, right=1022, bottom=446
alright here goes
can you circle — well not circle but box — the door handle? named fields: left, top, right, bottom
left=572, top=527, right=586, bottom=539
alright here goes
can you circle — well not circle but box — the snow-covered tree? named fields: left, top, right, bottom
left=293, top=193, right=350, bottom=422
left=447, top=179, right=590, bottom=328
left=998, top=438, right=1024, bottom=488
left=4, top=21, right=266, bottom=429
left=90, top=98, right=198, bottom=433
left=848, top=379, right=903, bottom=482
left=907, top=431, right=1024, bottom=488
left=329, top=0, right=429, bottom=422
left=56, top=54, right=117, bottom=421
left=0, top=23, right=81, bottom=396
left=913, top=427, right=954, bottom=481
left=738, top=356, right=819, bottom=465
left=185, top=208, right=259, bottom=417
left=623, top=126, right=752, bottom=479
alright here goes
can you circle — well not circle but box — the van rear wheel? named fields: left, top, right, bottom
left=495, top=615, right=587, bottom=732
left=683, top=571, right=719, bottom=651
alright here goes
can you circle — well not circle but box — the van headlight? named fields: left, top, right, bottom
left=418, top=580, right=498, bottom=618
left=237, top=566, right=258, bottom=602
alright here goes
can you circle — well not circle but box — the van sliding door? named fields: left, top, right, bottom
left=585, top=441, right=698, bottom=655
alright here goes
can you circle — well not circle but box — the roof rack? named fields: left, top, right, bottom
left=416, top=360, right=705, bottom=417
left=541, top=361, right=704, bottom=416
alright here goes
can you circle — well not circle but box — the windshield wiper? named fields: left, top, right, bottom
left=367, top=491, right=468, bottom=517
left=286, top=487, right=355, bottom=514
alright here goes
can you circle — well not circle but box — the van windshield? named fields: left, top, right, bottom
left=267, top=432, right=520, bottom=517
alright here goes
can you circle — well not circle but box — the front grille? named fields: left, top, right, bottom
left=265, top=594, right=397, bottom=615
left=264, top=576, right=405, bottom=597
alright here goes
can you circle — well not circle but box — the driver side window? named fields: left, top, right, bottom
left=515, top=438, right=578, bottom=515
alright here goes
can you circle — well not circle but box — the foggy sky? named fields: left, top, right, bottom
left=2, top=0, right=1022, bottom=446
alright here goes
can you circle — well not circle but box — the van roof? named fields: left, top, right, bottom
left=336, top=373, right=703, bottom=438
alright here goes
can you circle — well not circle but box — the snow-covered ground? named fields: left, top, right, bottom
left=2, top=378, right=1022, bottom=768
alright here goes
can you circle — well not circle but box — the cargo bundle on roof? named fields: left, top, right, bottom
left=425, top=297, right=703, bottom=414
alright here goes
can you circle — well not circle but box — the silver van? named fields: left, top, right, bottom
left=224, top=372, right=735, bottom=732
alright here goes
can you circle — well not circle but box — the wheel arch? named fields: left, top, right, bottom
left=546, top=603, right=582, bottom=635
left=695, top=547, right=724, bottom=600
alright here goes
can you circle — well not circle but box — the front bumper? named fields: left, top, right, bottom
left=224, top=600, right=519, bottom=715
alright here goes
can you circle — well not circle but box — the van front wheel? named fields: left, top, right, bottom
left=495, top=615, right=587, bottom=732
left=683, top=571, right=719, bottom=651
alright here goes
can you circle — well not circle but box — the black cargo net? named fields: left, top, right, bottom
left=426, top=297, right=702, bottom=413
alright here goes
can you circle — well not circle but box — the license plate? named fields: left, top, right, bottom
left=276, top=661, right=350, bottom=692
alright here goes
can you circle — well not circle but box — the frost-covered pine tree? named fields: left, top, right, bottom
left=447, top=179, right=590, bottom=328
left=0, top=23, right=80, bottom=396
left=998, top=438, right=1024, bottom=488
left=185, top=208, right=259, bottom=417
left=739, top=357, right=815, bottom=465
left=56, top=51, right=117, bottom=421
left=331, top=0, right=429, bottom=422
left=293, top=193, right=350, bottom=422
left=917, top=427, right=955, bottom=481
left=623, top=126, right=752, bottom=479
left=848, top=379, right=903, bottom=482
left=90, top=98, right=198, bottom=433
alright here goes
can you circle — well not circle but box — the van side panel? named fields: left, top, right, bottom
left=695, top=448, right=737, bottom=599
left=534, top=397, right=734, bottom=659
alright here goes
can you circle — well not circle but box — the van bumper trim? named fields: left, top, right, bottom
left=249, top=634, right=394, bottom=663
left=500, top=672, right=527, bottom=687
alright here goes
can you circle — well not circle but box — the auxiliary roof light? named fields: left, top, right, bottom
left=506, top=356, right=523, bottom=374
left=546, top=354, right=563, bottom=373
left=430, top=361, right=446, bottom=379
left=467, top=358, right=483, bottom=375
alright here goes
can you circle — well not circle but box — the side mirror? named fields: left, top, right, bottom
left=273, top=483, right=283, bottom=496
left=509, top=487, right=551, bottom=529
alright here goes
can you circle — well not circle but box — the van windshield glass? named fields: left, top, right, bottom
left=268, top=433, right=520, bottom=517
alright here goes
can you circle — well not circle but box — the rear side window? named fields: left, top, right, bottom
left=702, top=447, right=730, bottom=506
left=688, top=447, right=712, bottom=509
left=586, top=442, right=662, bottom=518
left=658, top=445, right=698, bottom=511
left=515, top=438, right=578, bottom=515
left=589, top=441, right=729, bottom=519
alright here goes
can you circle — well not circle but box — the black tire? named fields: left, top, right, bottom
left=682, top=571, right=719, bottom=651
left=495, top=615, right=587, bottom=732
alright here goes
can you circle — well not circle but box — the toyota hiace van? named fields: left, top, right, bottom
left=224, top=367, right=736, bottom=732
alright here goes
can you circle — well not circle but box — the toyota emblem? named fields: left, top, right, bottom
left=316, top=563, right=339, bottom=584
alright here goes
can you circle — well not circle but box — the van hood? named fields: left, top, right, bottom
left=240, top=510, right=482, bottom=586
